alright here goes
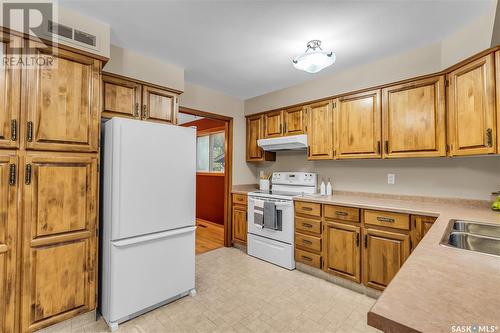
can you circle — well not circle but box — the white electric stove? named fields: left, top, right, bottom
left=247, top=172, right=317, bottom=270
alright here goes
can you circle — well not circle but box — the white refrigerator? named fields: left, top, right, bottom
left=101, top=118, right=196, bottom=331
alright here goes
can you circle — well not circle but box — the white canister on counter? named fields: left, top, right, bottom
left=260, top=179, right=270, bottom=191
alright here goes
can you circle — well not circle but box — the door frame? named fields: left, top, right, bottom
left=179, top=106, right=233, bottom=247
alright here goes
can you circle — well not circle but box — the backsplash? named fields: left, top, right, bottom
left=253, top=151, right=500, bottom=201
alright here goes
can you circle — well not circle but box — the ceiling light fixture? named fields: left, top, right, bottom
left=292, top=40, right=335, bottom=74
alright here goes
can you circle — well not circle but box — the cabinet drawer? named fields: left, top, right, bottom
left=324, top=205, right=360, bottom=222
left=295, top=249, right=321, bottom=269
left=295, top=217, right=322, bottom=235
left=295, top=201, right=321, bottom=217
left=364, top=210, right=410, bottom=230
left=295, top=233, right=321, bottom=252
left=232, top=193, right=247, bottom=205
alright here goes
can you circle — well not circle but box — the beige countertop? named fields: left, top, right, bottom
left=294, top=193, right=500, bottom=333
left=231, top=184, right=258, bottom=194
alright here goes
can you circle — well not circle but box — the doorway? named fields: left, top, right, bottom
left=178, top=107, right=233, bottom=255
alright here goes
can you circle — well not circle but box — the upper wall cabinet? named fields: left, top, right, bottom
left=496, top=51, right=500, bottom=154
left=246, top=114, right=275, bottom=162
left=306, top=100, right=334, bottom=160
left=447, top=54, right=496, bottom=156
left=24, top=44, right=101, bottom=153
left=264, top=110, right=283, bottom=138
left=142, top=85, right=178, bottom=124
left=102, top=75, right=142, bottom=119
left=284, top=106, right=305, bottom=136
left=335, top=89, right=381, bottom=159
left=382, top=75, right=446, bottom=158
left=0, top=34, right=21, bottom=149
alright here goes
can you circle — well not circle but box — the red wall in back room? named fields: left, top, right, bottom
left=181, top=117, right=226, bottom=225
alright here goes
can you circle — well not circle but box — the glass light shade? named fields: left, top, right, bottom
left=293, top=49, right=336, bottom=74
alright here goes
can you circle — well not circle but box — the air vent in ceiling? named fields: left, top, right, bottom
left=48, top=20, right=73, bottom=39
left=74, top=29, right=96, bottom=47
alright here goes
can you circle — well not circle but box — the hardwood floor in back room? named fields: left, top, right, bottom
left=196, top=219, right=225, bottom=255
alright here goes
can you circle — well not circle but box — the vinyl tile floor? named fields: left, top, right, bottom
left=39, top=248, right=380, bottom=333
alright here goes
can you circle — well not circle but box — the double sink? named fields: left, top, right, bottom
left=441, top=220, right=500, bottom=257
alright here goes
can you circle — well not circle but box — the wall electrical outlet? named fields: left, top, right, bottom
left=387, top=173, right=396, bottom=185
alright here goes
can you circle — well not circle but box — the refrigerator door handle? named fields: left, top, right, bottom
left=112, top=226, right=196, bottom=248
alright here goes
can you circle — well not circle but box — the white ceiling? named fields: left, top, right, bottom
left=61, top=0, right=495, bottom=99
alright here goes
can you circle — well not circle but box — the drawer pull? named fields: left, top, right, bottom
left=302, top=223, right=313, bottom=228
left=301, top=207, right=313, bottom=211
left=335, top=211, right=348, bottom=216
left=302, top=239, right=312, bottom=245
left=301, top=255, right=312, bottom=261
left=377, top=217, right=395, bottom=223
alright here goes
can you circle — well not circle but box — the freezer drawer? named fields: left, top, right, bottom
left=102, top=227, right=195, bottom=325
left=247, top=233, right=295, bottom=270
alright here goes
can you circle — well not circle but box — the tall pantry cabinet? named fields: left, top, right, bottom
left=0, top=32, right=102, bottom=333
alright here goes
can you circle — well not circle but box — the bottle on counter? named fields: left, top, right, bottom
left=326, top=178, right=332, bottom=196
left=320, top=179, right=326, bottom=195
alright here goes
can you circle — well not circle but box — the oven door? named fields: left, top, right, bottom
left=247, top=196, right=294, bottom=244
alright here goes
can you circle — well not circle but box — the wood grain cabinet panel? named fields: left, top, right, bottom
left=142, top=85, right=178, bottom=124
left=21, top=153, right=97, bottom=332
left=410, top=215, right=437, bottom=251
left=246, top=115, right=275, bottom=162
left=335, top=90, right=382, bottom=159
left=264, top=110, right=283, bottom=138
left=324, top=222, right=361, bottom=283
left=306, top=101, right=334, bottom=160
left=232, top=204, right=247, bottom=244
left=0, top=152, right=18, bottom=333
left=283, top=106, right=305, bottom=136
left=102, top=75, right=142, bottom=119
left=24, top=45, right=101, bottom=152
left=448, top=54, right=496, bottom=156
left=382, top=76, right=446, bottom=158
left=362, top=228, right=410, bottom=291
left=0, top=35, right=21, bottom=149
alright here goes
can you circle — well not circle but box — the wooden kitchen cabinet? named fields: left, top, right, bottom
left=448, top=54, right=496, bottom=156
left=306, top=100, right=334, bottom=160
left=324, top=221, right=361, bottom=283
left=382, top=75, right=446, bottom=158
left=102, top=74, right=142, bottom=119
left=142, top=85, right=178, bottom=124
left=411, top=215, right=437, bottom=251
left=0, top=34, right=21, bottom=150
left=20, top=153, right=98, bottom=332
left=0, top=151, right=18, bottom=333
left=232, top=194, right=247, bottom=245
left=264, top=110, right=283, bottom=138
left=283, top=106, right=305, bottom=136
left=246, top=114, right=275, bottom=162
left=24, top=44, right=101, bottom=152
left=362, top=227, right=410, bottom=290
left=295, top=200, right=323, bottom=269
left=335, top=89, right=382, bottom=159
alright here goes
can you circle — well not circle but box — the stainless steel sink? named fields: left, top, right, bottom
left=440, top=220, right=500, bottom=257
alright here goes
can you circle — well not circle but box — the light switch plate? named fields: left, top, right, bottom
left=387, top=173, right=395, bottom=185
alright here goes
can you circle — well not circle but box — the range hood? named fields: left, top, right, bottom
left=257, top=134, right=308, bottom=151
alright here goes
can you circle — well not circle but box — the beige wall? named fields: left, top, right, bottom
left=243, top=14, right=499, bottom=200
left=104, top=45, right=185, bottom=92
left=179, top=83, right=255, bottom=185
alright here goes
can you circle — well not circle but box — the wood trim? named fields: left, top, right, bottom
left=197, top=172, right=225, bottom=177
left=103, top=72, right=183, bottom=95
left=180, top=106, right=233, bottom=121
left=197, top=127, right=226, bottom=136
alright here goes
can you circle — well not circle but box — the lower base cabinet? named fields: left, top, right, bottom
left=232, top=194, right=247, bottom=245
left=21, top=153, right=98, bottom=332
left=324, top=222, right=361, bottom=283
left=362, top=228, right=410, bottom=291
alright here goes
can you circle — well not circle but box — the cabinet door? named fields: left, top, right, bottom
left=21, top=153, right=97, bottom=332
left=232, top=205, right=247, bottom=244
left=102, top=75, right=142, bottom=119
left=362, top=228, right=409, bottom=291
left=410, top=215, right=436, bottom=251
left=324, top=222, right=360, bottom=283
left=307, top=100, right=334, bottom=160
left=142, top=85, right=177, bottom=124
left=283, top=106, right=305, bottom=136
left=335, top=90, right=381, bottom=159
left=0, top=152, right=18, bottom=333
left=448, top=54, right=496, bottom=156
left=0, top=34, right=21, bottom=149
left=382, top=76, right=446, bottom=158
left=24, top=45, right=101, bottom=152
left=264, top=110, right=283, bottom=138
